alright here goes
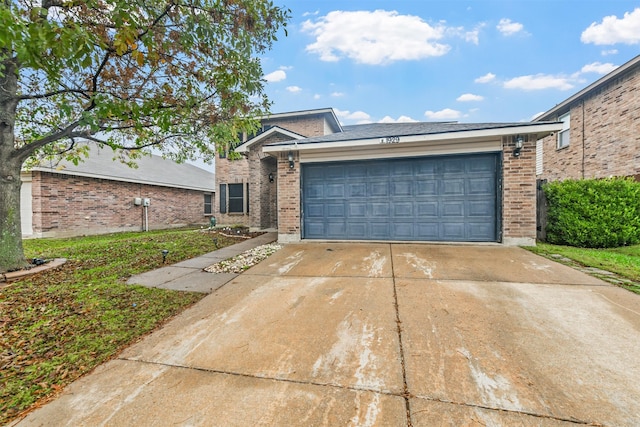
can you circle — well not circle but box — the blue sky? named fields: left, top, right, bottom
left=260, top=0, right=640, bottom=125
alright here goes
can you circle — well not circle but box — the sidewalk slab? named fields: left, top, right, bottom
left=126, top=232, right=277, bottom=293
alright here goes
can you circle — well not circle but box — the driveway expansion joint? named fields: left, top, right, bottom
left=411, top=395, right=603, bottom=426
left=390, top=243, right=414, bottom=427
left=117, top=357, right=405, bottom=398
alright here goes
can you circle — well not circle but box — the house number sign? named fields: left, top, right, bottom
left=380, top=136, right=400, bottom=144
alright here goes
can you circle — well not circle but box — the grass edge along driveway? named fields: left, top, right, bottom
left=1, top=228, right=249, bottom=425
left=524, top=242, right=640, bottom=295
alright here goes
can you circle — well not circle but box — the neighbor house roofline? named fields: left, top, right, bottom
left=260, top=107, right=342, bottom=133
left=535, top=54, right=640, bottom=121
left=27, top=151, right=215, bottom=192
left=262, top=122, right=563, bottom=153
left=234, top=126, right=305, bottom=153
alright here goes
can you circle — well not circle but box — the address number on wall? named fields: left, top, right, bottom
left=380, top=136, right=400, bottom=144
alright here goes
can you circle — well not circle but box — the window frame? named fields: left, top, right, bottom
left=228, top=183, right=245, bottom=214
left=204, top=193, right=213, bottom=215
left=557, top=112, right=570, bottom=149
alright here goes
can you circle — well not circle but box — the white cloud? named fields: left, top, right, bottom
left=335, top=109, right=371, bottom=122
left=497, top=18, right=524, bottom=36
left=378, top=115, right=418, bottom=123
left=581, top=62, right=618, bottom=75
left=581, top=7, right=640, bottom=45
left=457, top=93, right=484, bottom=102
left=313, top=94, right=321, bottom=100
left=475, top=72, right=496, bottom=83
left=503, top=74, right=574, bottom=91
left=601, top=49, right=618, bottom=56
left=447, top=23, right=485, bottom=45
left=424, top=108, right=461, bottom=120
left=302, top=10, right=451, bottom=64
left=286, top=86, right=302, bottom=93
left=531, top=112, right=545, bottom=121
left=331, top=92, right=345, bottom=97
left=263, top=70, right=286, bottom=82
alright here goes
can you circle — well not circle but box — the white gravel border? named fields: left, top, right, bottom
left=204, top=243, right=282, bottom=274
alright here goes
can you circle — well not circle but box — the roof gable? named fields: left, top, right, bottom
left=234, top=126, right=305, bottom=153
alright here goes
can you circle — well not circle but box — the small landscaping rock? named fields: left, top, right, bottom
left=204, top=243, right=282, bottom=274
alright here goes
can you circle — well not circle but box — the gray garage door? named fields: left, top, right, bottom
left=302, top=153, right=500, bottom=242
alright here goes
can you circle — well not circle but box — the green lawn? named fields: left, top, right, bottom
left=525, top=242, right=640, bottom=294
left=0, top=228, right=248, bottom=425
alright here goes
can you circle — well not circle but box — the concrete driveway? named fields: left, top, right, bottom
left=14, top=243, right=640, bottom=426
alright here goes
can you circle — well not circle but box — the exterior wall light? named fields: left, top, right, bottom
left=268, top=172, right=274, bottom=182
left=288, top=151, right=294, bottom=168
left=513, top=136, right=523, bottom=157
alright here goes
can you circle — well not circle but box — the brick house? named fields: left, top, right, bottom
left=21, top=150, right=215, bottom=238
left=216, top=108, right=562, bottom=246
left=534, top=54, right=640, bottom=181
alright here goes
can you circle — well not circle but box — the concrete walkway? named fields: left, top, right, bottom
left=12, top=242, right=640, bottom=426
left=126, top=232, right=277, bottom=293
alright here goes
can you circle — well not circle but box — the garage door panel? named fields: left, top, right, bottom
left=442, top=179, right=465, bottom=195
left=348, top=202, right=367, bottom=217
left=416, top=180, right=438, bottom=196
left=346, top=222, right=367, bottom=238
left=302, top=154, right=498, bottom=242
left=392, top=181, right=412, bottom=196
left=327, top=221, right=346, bottom=237
left=443, top=202, right=464, bottom=217
left=370, top=202, right=390, bottom=217
left=393, top=222, right=414, bottom=239
left=369, top=181, right=389, bottom=197
left=393, top=202, right=413, bottom=216
left=348, top=183, right=366, bottom=197
left=306, top=203, right=325, bottom=217
left=468, top=200, right=494, bottom=217
left=327, top=203, right=345, bottom=217
left=468, top=177, right=494, bottom=195
left=417, top=202, right=438, bottom=217
left=326, top=183, right=345, bottom=198
left=370, top=222, right=390, bottom=238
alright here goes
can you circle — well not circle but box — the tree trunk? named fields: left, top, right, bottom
left=0, top=55, right=28, bottom=273
left=0, top=159, right=27, bottom=273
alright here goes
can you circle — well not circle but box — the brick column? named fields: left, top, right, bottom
left=276, top=151, right=301, bottom=243
left=502, top=135, right=537, bottom=246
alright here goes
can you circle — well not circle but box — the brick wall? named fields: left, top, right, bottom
left=502, top=135, right=537, bottom=245
left=263, top=115, right=327, bottom=137
left=276, top=151, right=301, bottom=242
left=540, top=66, right=640, bottom=181
left=31, top=171, right=210, bottom=238
left=214, top=153, right=250, bottom=227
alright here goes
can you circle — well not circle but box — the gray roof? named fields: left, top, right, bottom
left=265, top=121, right=559, bottom=146
left=31, top=149, right=215, bottom=192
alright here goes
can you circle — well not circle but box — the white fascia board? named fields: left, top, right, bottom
left=234, top=127, right=304, bottom=153
left=29, top=167, right=216, bottom=192
left=262, top=122, right=564, bottom=153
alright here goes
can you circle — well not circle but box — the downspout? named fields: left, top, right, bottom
left=582, top=102, right=586, bottom=179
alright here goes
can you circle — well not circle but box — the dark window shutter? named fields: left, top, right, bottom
left=219, top=184, right=227, bottom=213
left=246, top=183, right=249, bottom=214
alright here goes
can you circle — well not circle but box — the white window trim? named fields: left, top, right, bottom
left=557, top=113, right=570, bottom=149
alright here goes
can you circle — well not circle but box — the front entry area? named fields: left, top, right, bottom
left=301, top=153, right=500, bottom=242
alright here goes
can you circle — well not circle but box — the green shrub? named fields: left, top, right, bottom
left=543, top=177, right=640, bottom=248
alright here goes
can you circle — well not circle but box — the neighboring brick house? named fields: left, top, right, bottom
left=534, top=54, right=640, bottom=181
left=217, top=108, right=562, bottom=246
left=21, top=150, right=215, bottom=238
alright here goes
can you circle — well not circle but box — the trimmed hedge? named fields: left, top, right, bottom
left=543, top=178, right=640, bottom=248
